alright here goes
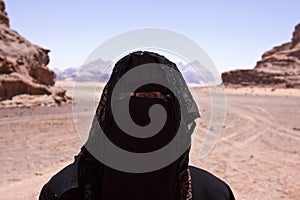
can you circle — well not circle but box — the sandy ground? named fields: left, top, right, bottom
left=0, top=82, right=299, bottom=200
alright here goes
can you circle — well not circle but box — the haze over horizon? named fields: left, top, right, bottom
left=5, top=0, right=300, bottom=73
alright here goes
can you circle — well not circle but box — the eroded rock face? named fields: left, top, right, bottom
left=0, top=0, right=9, bottom=27
left=0, top=0, right=70, bottom=106
left=222, top=23, right=300, bottom=88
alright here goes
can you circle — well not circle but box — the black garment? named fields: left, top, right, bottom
left=39, top=153, right=235, bottom=200
left=189, top=166, right=235, bottom=200
left=83, top=51, right=198, bottom=200
left=99, top=96, right=180, bottom=199
left=39, top=51, right=235, bottom=200
left=108, top=95, right=178, bottom=153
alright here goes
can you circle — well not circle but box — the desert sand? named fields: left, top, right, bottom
left=0, top=82, right=299, bottom=200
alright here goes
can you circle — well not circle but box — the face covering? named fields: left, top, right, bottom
left=99, top=95, right=181, bottom=200
left=82, top=51, right=200, bottom=200
left=108, top=95, right=177, bottom=153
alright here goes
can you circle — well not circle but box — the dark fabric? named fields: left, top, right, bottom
left=91, top=51, right=200, bottom=143
left=83, top=51, right=200, bottom=200
left=99, top=95, right=181, bottom=200
left=109, top=96, right=177, bottom=153
left=39, top=154, right=81, bottom=200
left=39, top=51, right=235, bottom=200
left=39, top=156, right=235, bottom=200
left=189, top=166, right=235, bottom=200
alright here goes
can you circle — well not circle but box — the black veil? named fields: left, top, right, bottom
left=82, top=51, right=200, bottom=200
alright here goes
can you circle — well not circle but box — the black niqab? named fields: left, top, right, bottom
left=82, top=51, right=200, bottom=200
left=39, top=51, right=236, bottom=200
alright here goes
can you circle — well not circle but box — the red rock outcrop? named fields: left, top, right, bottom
left=222, top=23, right=300, bottom=88
left=0, top=0, right=70, bottom=106
left=0, top=0, right=8, bottom=27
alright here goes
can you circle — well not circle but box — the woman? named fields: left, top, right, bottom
left=39, top=51, right=235, bottom=200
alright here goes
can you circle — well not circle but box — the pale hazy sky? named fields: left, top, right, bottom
left=5, top=0, right=300, bottom=73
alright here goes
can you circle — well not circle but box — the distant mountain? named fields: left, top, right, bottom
left=178, top=60, right=219, bottom=85
left=55, top=67, right=78, bottom=81
left=222, top=23, right=300, bottom=88
left=55, top=59, right=112, bottom=82
left=55, top=59, right=218, bottom=85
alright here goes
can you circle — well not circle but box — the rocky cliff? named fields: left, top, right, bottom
left=0, top=0, right=70, bottom=107
left=222, top=23, right=300, bottom=88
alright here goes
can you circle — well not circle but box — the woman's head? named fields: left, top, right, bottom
left=85, top=51, right=200, bottom=200
left=96, top=51, right=199, bottom=135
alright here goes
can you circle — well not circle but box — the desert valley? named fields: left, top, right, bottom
left=0, top=0, right=299, bottom=199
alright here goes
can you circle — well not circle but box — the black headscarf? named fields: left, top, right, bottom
left=81, top=51, right=200, bottom=200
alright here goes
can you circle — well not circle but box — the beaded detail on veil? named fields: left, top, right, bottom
left=182, top=168, right=192, bottom=200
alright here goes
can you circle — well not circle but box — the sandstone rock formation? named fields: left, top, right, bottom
left=222, top=23, right=300, bottom=88
left=0, top=0, right=70, bottom=106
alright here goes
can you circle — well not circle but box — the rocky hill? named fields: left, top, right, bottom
left=222, top=23, right=300, bottom=88
left=55, top=59, right=113, bottom=82
left=0, top=0, right=70, bottom=107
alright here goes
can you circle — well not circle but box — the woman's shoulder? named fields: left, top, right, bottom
left=189, top=166, right=235, bottom=200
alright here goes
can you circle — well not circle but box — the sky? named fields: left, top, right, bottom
left=4, top=0, right=300, bottom=73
